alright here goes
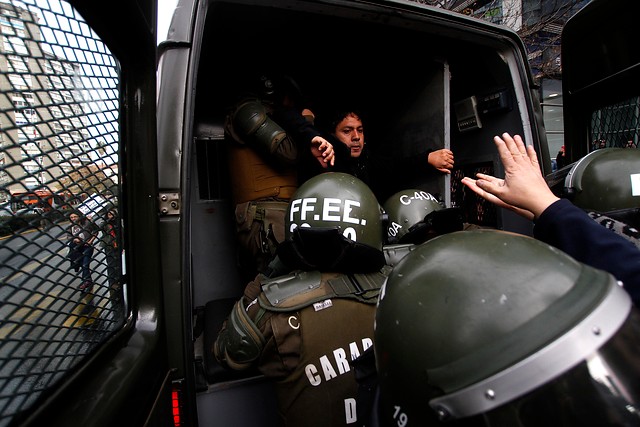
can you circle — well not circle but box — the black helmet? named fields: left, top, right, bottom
left=277, top=172, right=386, bottom=273
left=253, top=73, right=304, bottom=106
left=383, top=189, right=462, bottom=244
left=374, top=229, right=640, bottom=426
left=564, top=148, right=640, bottom=212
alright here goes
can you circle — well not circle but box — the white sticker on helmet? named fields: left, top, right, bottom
left=631, top=173, right=640, bottom=196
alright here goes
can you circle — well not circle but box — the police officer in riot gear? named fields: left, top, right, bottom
left=350, top=188, right=464, bottom=425
left=462, top=132, right=640, bottom=306
left=213, top=172, right=388, bottom=427
left=225, top=73, right=334, bottom=280
left=564, top=147, right=640, bottom=245
left=383, top=188, right=463, bottom=245
left=374, top=229, right=640, bottom=426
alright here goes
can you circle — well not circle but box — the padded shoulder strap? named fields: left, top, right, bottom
left=260, top=267, right=390, bottom=312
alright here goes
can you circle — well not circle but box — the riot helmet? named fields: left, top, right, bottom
left=277, top=172, right=386, bottom=273
left=564, top=148, right=640, bottom=214
left=253, top=73, right=304, bottom=107
left=383, top=189, right=463, bottom=244
left=374, top=229, right=640, bottom=426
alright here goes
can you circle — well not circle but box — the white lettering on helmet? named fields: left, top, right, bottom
left=291, top=197, right=364, bottom=223
left=289, top=199, right=302, bottom=222
left=301, top=198, right=317, bottom=220
left=399, top=191, right=438, bottom=206
left=322, top=198, right=342, bottom=221
left=289, top=198, right=368, bottom=242
left=343, top=227, right=357, bottom=241
left=343, top=199, right=361, bottom=224
left=388, top=221, right=403, bottom=237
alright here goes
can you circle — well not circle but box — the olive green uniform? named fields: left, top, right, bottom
left=225, top=98, right=298, bottom=278
left=214, top=268, right=388, bottom=426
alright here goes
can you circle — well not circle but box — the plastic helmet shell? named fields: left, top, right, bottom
left=285, top=172, right=383, bottom=251
left=374, top=229, right=624, bottom=425
left=564, top=148, right=640, bottom=212
left=383, top=189, right=443, bottom=243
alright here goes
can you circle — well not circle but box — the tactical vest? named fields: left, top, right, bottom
left=227, top=143, right=298, bottom=205
left=215, top=268, right=389, bottom=427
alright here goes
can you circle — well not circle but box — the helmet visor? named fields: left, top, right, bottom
left=480, top=309, right=640, bottom=426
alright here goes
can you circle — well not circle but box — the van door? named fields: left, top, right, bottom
left=560, top=0, right=639, bottom=162
left=0, top=0, right=173, bottom=426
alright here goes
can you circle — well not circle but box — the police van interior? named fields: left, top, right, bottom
left=7, top=0, right=635, bottom=425
left=173, top=0, right=546, bottom=424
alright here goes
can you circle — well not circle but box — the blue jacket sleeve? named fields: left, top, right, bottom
left=534, top=199, right=640, bottom=306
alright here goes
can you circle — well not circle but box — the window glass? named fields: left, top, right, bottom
left=540, top=78, right=564, bottom=171
left=590, top=96, right=640, bottom=150
left=0, top=1, right=124, bottom=425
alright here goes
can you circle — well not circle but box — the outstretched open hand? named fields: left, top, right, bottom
left=461, top=133, right=559, bottom=221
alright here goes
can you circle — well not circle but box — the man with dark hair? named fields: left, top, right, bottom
left=321, top=108, right=454, bottom=201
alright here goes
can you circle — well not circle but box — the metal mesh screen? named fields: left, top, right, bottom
left=450, top=162, right=497, bottom=227
left=590, top=96, right=640, bottom=150
left=0, top=1, right=124, bottom=425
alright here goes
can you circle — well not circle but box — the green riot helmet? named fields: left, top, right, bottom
left=374, top=229, right=640, bottom=426
left=277, top=172, right=386, bottom=273
left=383, top=189, right=463, bottom=244
left=564, top=148, right=640, bottom=213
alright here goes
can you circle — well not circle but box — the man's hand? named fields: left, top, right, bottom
left=311, top=136, right=335, bottom=168
left=428, top=148, right=454, bottom=173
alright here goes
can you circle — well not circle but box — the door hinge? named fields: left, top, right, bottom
left=159, top=192, right=180, bottom=216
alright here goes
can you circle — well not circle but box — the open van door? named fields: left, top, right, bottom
left=0, top=0, right=174, bottom=426
left=548, top=0, right=640, bottom=195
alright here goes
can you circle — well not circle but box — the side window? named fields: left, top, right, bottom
left=590, top=96, right=640, bottom=150
left=540, top=78, right=564, bottom=172
left=0, top=1, right=124, bottom=425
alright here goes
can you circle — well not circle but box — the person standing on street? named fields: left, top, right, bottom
left=101, top=208, right=122, bottom=304
left=67, top=210, right=96, bottom=292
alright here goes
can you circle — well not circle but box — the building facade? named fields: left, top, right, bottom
left=0, top=2, right=103, bottom=202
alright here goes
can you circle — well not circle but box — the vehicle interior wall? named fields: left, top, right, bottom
left=188, top=2, right=534, bottom=423
left=193, top=2, right=532, bottom=230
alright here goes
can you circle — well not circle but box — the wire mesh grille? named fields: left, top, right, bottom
left=0, top=1, right=124, bottom=425
left=590, top=96, right=640, bottom=150
left=450, top=162, right=497, bottom=227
